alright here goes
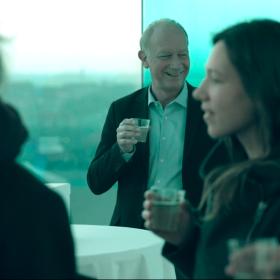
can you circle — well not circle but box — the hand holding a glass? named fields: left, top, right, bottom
left=142, top=187, right=195, bottom=246
left=225, top=238, right=280, bottom=279
left=117, top=118, right=150, bottom=153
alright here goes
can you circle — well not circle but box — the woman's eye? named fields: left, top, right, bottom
left=210, top=76, right=222, bottom=83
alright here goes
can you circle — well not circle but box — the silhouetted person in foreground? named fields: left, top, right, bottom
left=0, top=36, right=79, bottom=279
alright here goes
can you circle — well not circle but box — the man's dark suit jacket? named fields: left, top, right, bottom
left=87, top=83, right=227, bottom=228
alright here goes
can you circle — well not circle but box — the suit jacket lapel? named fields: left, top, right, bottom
left=133, top=87, right=149, bottom=118
left=183, top=83, right=201, bottom=166
left=133, top=88, right=150, bottom=187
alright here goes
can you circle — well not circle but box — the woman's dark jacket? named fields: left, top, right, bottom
left=162, top=141, right=280, bottom=279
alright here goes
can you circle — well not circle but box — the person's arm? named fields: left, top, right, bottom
left=0, top=102, right=28, bottom=163
left=87, top=103, right=131, bottom=194
left=142, top=190, right=199, bottom=278
left=162, top=226, right=200, bottom=278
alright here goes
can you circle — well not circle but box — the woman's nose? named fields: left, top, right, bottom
left=193, top=87, right=203, bottom=101
left=193, top=82, right=208, bottom=101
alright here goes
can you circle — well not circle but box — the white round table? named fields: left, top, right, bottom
left=71, top=224, right=176, bottom=279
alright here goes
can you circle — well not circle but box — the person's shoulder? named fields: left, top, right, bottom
left=112, top=87, right=148, bottom=105
left=4, top=162, right=66, bottom=208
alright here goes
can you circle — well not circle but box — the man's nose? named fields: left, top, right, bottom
left=169, top=55, right=183, bottom=68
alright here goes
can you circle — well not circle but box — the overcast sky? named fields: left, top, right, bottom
left=0, top=0, right=141, bottom=74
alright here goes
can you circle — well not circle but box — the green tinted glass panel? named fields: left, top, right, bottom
left=142, top=0, right=280, bottom=86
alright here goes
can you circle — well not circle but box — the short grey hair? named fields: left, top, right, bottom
left=140, top=18, right=188, bottom=52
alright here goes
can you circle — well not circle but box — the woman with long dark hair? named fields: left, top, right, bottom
left=142, top=19, right=280, bottom=279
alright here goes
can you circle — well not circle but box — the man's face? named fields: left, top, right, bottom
left=140, top=25, right=190, bottom=95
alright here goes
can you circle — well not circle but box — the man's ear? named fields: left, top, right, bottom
left=138, top=50, right=149, bottom=68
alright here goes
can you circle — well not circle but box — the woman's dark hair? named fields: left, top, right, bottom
left=199, top=19, right=280, bottom=220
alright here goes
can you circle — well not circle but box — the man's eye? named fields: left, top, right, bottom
left=158, top=55, right=171, bottom=59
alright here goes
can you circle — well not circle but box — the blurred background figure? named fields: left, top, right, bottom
left=0, top=36, right=78, bottom=278
left=142, top=19, right=280, bottom=279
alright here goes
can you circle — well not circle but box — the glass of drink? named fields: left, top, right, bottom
left=133, top=118, right=150, bottom=143
left=150, top=187, right=185, bottom=232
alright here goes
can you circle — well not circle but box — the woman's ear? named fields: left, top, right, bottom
left=138, top=50, right=149, bottom=68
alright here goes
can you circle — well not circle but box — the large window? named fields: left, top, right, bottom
left=2, top=0, right=279, bottom=224
left=1, top=0, right=142, bottom=189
